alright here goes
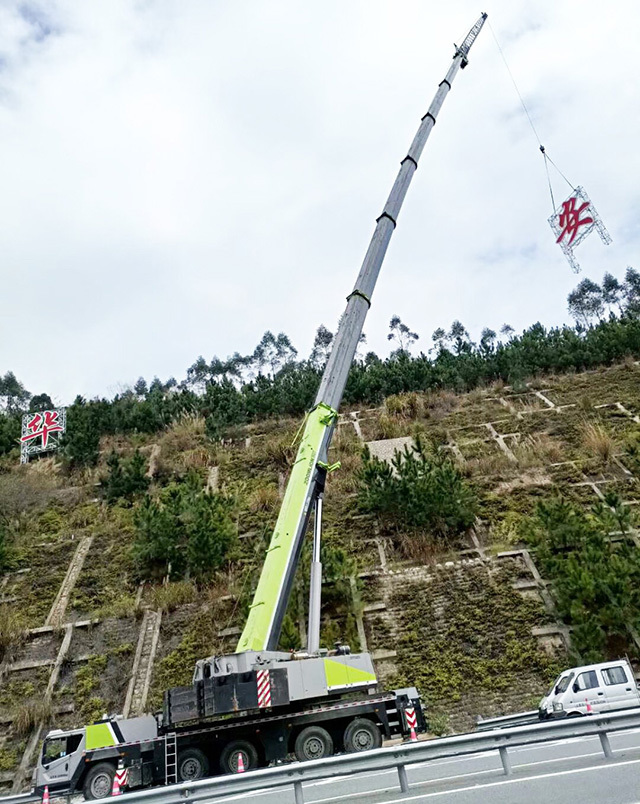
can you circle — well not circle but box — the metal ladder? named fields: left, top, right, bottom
left=165, top=733, right=178, bottom=784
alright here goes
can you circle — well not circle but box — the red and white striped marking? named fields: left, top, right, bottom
left=257, top=669, right=272, bottom=708
left=112, top=766, right=127, bottom=794
left=405, top=707, right=418, bottom=741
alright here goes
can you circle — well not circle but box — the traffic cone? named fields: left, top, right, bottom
left=42, top=785, right=50, bottom=804
left=236, top=750, right=245, bottom=774
left=404, top=707, right=418, bottom=743
left=585, top=697, right=593, bottom=714
left=111, top=762, right=122, bottom=796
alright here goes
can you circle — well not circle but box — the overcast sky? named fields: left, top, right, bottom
left=0, top=1, right=638, bottom=404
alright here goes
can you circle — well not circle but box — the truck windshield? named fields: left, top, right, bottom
left=42, top=734, right=82, bottom=765
left=42, top=738, right=67, bottom=764
left=555, top=673, right=573, bottom=694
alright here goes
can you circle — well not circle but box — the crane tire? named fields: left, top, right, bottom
left=178, top=747, right=209, bottom=780
left=83, top=762, right=115, bottom=800
left=219, top=740, right=258, bottom=774
left=294, top=726, right=334, bottom=761
left=344, top=718, right=382, bottom=752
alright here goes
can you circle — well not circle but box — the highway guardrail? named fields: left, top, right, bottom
left=476, top=709, right=539, bottom=731
left=0, top=794, right=39, bottom=804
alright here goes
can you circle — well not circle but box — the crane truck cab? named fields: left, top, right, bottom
left=34, top=715, right=158, bottom=800
left=539, top=659, right=640, bottom=719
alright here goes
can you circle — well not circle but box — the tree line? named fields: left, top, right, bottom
left=2, top=267, right=640, bottom=465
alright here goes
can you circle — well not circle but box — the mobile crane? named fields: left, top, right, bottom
left=34, top=13, right=487, bottom=799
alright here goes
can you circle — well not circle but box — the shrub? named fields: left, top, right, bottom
left=279, top=615, right=300, bottom=651
left=428, top=711, right=450, bottom=736
left=358, top=436, right=477, bottom=539
left=149, top=581, right=197, bottom=613
left=248, top=485, right=279, bottom=512
left=0, top=606, right=26, bottom=662
left=582, top=422, right=615, bottom=465
left=93, top=594, right=138, bottom=620
left=104, top=450, right=149, bottom=503
left=384, top=392, right=422, bottom=419
left=133, top=471, right=236, bottom=581
left=13, top=700, right=53, bottom=737
left=0, top=746, right=18, bottom=772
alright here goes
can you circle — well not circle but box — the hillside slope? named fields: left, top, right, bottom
left=1, top=361, right=640, bottom=791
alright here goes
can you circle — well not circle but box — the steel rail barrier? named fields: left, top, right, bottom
left=10, top=707, right=640, bottom=804
left=0, top=794, right=39, bottom=804
left=476, top=710, right=539, bottom=731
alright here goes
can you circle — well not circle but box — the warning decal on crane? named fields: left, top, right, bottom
left=257, top=670, right=272, bottom=708
left=548, top=186, right=611, bottom=273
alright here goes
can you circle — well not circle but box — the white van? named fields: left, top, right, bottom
left=539, top=660, right=640, bottom=719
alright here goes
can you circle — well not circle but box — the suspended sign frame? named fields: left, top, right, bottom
left=548, top=186, right=612, bottom=273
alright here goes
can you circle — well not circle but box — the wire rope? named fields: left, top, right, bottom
left=487, top=19, right=575, bottom=212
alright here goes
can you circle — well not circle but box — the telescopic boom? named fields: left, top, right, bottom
left=237, top=12, right=487, bottom=655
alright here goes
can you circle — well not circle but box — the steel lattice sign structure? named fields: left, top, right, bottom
left=20, top=408, right=66, bottom=464
left=548, top=186, right=612, bottom=273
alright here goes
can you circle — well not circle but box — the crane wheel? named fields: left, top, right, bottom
left=178, top=748, right=209, bottom=780
left=344, top=718, right=382, bottom=752
left=219, top=740, right=258, bottom=774
left=83, top=762, right=115, bottom=800
left=294, top=726, right=334, bottom=761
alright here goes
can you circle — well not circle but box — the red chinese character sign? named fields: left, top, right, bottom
left=20, top=409, right=66, bottom=464
left=548, top=186, right=611, bottom=273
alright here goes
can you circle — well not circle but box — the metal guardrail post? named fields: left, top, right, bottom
left=397, top=763, right=409, bottom=793
left=294, top=779, right=305, bottom=803
left=599, top=731, right=613, bottom=758
left=499, top=745, right=512, bottom=776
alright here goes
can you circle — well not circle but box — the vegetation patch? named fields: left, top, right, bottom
left=386, top=562, right=563, bottom=728
left=524, top=494, right=640, bottom=662
left=358, top=437, right=477, bottom=558
left=133, top=470, right=236, bottom=581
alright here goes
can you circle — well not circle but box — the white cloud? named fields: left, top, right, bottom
left=0, top=1, right=637, bottom=401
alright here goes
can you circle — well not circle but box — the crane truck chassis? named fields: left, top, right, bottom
left=33, top=13, right=487, bottom=800
left=36, top=685, right=424, bottom=798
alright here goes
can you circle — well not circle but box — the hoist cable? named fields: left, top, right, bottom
left=487, top=19, right=576, bottom=213
left=487, top=19, right=542, bottom=148
left=543, top=151, right=576, bottom=192
left=542, top=151, right=556, bottom=212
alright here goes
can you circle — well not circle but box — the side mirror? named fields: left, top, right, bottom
left=572, top=682, right=579, bottom=694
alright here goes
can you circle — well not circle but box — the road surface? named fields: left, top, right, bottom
left=215, top=727, right=640, bottom=804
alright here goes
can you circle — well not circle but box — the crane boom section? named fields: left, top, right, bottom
left=236, top=403, right=336, bottom=653
left=236, top=13, right=487, bottom=655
